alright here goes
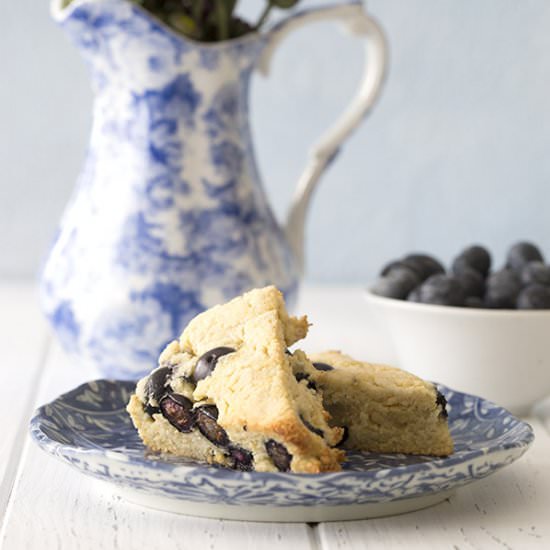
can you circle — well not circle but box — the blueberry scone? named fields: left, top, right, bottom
left=127, top=286, right=345, bottom=473
left=307, top=350, right=454, bottom=456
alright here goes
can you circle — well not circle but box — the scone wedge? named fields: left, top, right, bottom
left=127, top=286, right=344, bottom=473
left=308, top=350, right=454, bottom=456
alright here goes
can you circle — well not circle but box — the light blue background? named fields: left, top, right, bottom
left=1, top=0, right=550, bottom=282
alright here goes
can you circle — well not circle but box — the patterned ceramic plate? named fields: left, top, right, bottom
left=30, top=380, right=534, bottom=522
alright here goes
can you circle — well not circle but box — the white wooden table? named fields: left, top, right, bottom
left=1, top=281, right=550, bottom=549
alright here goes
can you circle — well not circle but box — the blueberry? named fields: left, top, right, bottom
left=402, top=254, right=445, bottom=281
left=455, top=266, right=485, bottom=298
left=144, top=403, right=161, bottom=417
left=295, top=372, right=317, bottom=390
left=167, top=392, right=194, bottom=408
left=417, top=274, right=466, bottom=306
left=517, top=284, right=550, bottom=309
left=195, top=405, right=230, bottom=447
left=380, top=261, right=420, bottom=280
left=159, top=393, right=195, bottom=432
left=193, top=347, right=236, bottom=383
left=307, top=380, right=318, bottom=391
left=451, top=256, right=471, bottom=277
left=407, top=287, right=421, bottom=302
left=145, top=366, right=172, bottom=403
left=485, top=269, right=521, bottom=308
left=506, top=242, right=544, bottom=273
left=312, top=362, right=334, bottom=371
left=381, top=256, right=443, bottom=282
left=452, top=245, right=491, bottom=277
left=435, top=388, right=448, bottom=419
left=228, top=446, right=254, bottom=471
left=465, top=296, right=484, bottom=308
left=380, top=260, right=407, bottom=277
left=371, top=267, right=421, bottom=300
left=265, top=439, right=292, bottom=472
left=299, top=415, right=324, bottom=438
left=520, top=261, right=550, bottom=287
left=337, top=426, right=349, bottom=448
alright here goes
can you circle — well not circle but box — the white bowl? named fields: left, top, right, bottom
left=364, top=290, right=550, bottom=416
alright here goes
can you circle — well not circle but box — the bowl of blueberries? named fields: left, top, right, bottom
left=365, top=242, right=550, bottom=415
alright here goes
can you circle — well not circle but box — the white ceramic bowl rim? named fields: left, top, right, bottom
left=365, top=287, right=550, bottom=318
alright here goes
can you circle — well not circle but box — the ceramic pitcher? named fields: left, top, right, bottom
left=41, top=0, right=387, bottom=378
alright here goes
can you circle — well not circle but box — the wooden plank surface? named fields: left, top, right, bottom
left=534, top=396, right=550, bottom=434
left=0, top=283, right=49, bottom=523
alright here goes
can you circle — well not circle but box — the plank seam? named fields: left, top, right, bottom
left=532, top=401, right=550, bottom=436
left=0, top=335, right=52, bottom=531
left=307, top=523, right=322, bottom=550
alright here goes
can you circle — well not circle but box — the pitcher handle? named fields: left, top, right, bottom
left=258, top=2, right=388, bottom=275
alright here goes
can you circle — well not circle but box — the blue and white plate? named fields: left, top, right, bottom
left=30, top=380, right=534, bottom=522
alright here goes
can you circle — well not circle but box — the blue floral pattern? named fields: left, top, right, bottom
left=41, top=0, right=298, bottom=378
left=30, top=382, right=534, bottom=508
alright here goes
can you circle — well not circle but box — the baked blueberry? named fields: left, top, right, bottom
left=195, top=405, right=230, bottom=447
left=435, top=389, right=448, bottom=419
left=520, top=261, right=550, bottom=287
left=300, top=415, right=324, bottom=438
left=455, top=266, right=485, bottom=298
left=145, top=366, right=171, bottom=403
left=159, top=393, right=195, bottom=432
left=417, top=274, right=466, bottom=306
left=372, top=267, right=420, bottom=299
left=451, top=245, right=491, bottom=277
left=193, top=347, right=236, bottom=383
left=265, top=439, right=292, bottom=472
left=228, top=446, right=254, bottom=471
left=337, top=425, right=349, bottom=447
left=485, top=269, right=521, bottom=308
left=312, top=362, right=334, bottom=371
left=517, top=284, right=550, bottom=309
left=295, top=372, right=317, bottom=390
left=506, top=242, right=544, bottom=273
left=144, top=403, right=161, bottom=417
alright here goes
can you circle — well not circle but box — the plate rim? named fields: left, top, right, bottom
left=29, top=378, right=535, bottom=483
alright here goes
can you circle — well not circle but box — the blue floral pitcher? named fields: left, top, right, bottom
left=41, top=0, right=387, bottom=378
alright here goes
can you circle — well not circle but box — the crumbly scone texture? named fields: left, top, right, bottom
left=308, top=350, right=454, bottom=456
left=127, top=286, right=344, bottom=473
left=177, top=284, right=309, bottom=355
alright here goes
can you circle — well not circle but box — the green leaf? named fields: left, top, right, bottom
left=167, top=14, right=199, bottom=38
left=214, top=0, right=230, bottom=41
left=229, top=16, right=254, bottom=38
left=226, top=0, right=238, bottom=13
left=270, top=0, right=299, bottom=8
